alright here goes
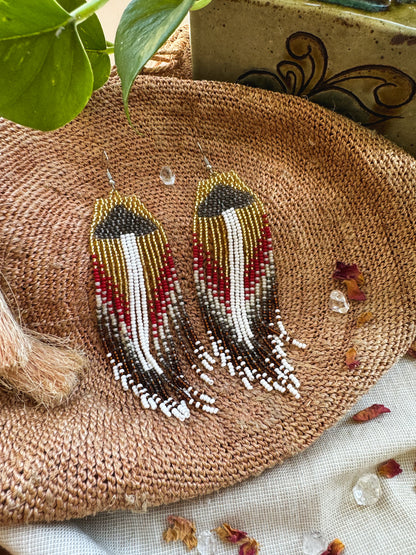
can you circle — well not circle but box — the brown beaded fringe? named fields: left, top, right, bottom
left=0, top=30, right=415, bottom=523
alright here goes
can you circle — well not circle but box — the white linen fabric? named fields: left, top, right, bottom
left=0, top=356, right=415, bottom=555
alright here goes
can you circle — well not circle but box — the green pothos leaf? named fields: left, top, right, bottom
left=115, top=0, right=195, bottom=120
left=58, top=0, right=110, bottom=90
left=190, top=0, right=213, bottom=10
left=0, top=0, right=110, bottom=130
left=0, top=0, right=71, bottom=39
left=0, top=0, right=94, bottom=130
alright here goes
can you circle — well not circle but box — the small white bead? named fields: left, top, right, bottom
left=260, top=379, right=273, bottom=392
left=227, top=362, right=235, bottom=376
left=273, top=381, right=286, bottom=393
left=287, top=384, right=300, bottom=399
left=242, top=377, right=253, bottom=390
left=200, top=373, right=214, bottom=385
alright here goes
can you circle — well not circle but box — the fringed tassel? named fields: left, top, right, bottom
left=0, top=289, right=85, bottom=406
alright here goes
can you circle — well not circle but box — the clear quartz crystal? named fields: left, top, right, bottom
left=197, top=530, right=216, bottom=555
left=329, top=289, right=350, bottom=314
left=352, top=473, right=381, bottom=506
left=302, top=530, right=328, bottom=555
left=159, top=166, right=176, bottom=186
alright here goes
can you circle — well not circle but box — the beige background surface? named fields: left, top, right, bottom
left=98, top=1, right=143, bottom=42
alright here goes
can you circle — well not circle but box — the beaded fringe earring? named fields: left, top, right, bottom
left=90, top=158, right=217, bottom=420
left=193, top=146, right=306, bottom=398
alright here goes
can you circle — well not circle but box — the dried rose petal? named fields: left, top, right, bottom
left=332, top=262, right=366, bottom=301
left=343, top=279, right=366, bottom=301
left=215, top=523, right=248, bottom=544
left=239, top=537, right=260, bottom=555
left=163, top=515, right=197, bottom=550
left=356, top=312, right=374, bottom=328
left=378, top=459, right=403, bottom=478
left=407, top=339, right=416, bottom=359
left=352, top=404, right=391, bottom=422
left=333, top=262, right=364, bottom=286
left=329, top=539, right=345, bottom=554
left=345, top=347, right=360, bottom=370
left=321, top=539, right=345, bottom=555
left=408, top=347, right=416, bottom=358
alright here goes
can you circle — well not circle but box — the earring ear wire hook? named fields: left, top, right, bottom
left=103, top=150, right=116, bottom=190
left=196, top=142, right=213, bottom=174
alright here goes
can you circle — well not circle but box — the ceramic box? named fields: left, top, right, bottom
left=190, top=0, right=416, bottom=156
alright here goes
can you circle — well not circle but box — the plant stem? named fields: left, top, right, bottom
left=85, top=46, right=115, bottom=54
left=190, top=0, right=213, bottom=10
left=70, top=0, right=112, bottom=23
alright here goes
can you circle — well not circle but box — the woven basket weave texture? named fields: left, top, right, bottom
left=0, top=31, right=415, bottom=524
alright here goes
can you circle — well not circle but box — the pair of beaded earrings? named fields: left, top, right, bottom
left=90, top=148, right=306, bottom=420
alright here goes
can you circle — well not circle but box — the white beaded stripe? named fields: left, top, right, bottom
left=222, top=208, right=254, bottom=349
left=121, top=234, right=151, bottom=371
left=260, top=379, right=273, bottom=392
left=240, top=365, right=255, bottom=381
left=223, top=209, right=244, bottom=343
left=287, top=383, right=301, bottom=399
left=133, top=237, right=150, bottom=351
left=269, top=362, right=291, bottom=382
left=200, top=393, right=216, bottom=404
left=289, top=374, right=300, bottom=388
left=273, top=381, right=286, bottom=393
left=220, top=352, right=228, bottom=367
left=242, top=377, right=253, bottom=390
left=172, top=408, right=186, bottom=421
left=200, top=372, right=214, bottom=385
left=228, top=208, right=254, bottom=345
left=179, top=400, right=191, bottom=418
left=208, top=337, right=220, bottom=357
left=202, top=405, right=219, bottom=414
left=159, top=403, right=173, bottom=417
left=202, top=352, right=216, bottom=365
left=201, top=359, right=213, bottom=371
left=293, top=339, right=307, bottom=349
left=121, top=233, right=164, bottom=376
left=275, top=312, right=307, bottom=349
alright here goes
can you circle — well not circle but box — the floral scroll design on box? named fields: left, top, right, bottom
left=236, top=31, right=416, bottom=126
